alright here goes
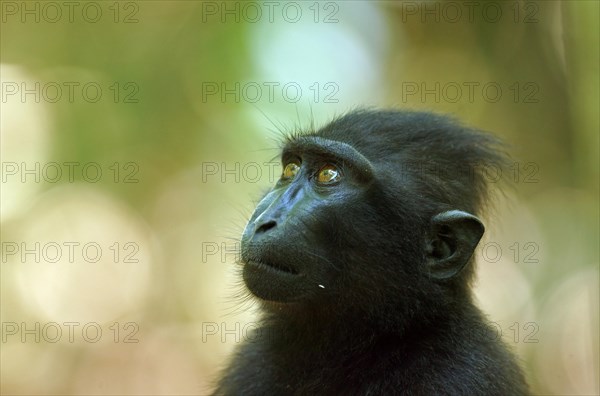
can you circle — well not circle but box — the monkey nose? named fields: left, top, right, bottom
left=254, top=220, right=277, bottom=235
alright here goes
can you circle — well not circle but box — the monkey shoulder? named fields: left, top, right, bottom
left=214, top=332, right=528, bottom=396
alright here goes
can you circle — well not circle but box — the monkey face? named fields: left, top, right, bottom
left=240, top=111, right=490, bottom=307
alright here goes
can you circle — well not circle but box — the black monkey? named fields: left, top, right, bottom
left=214, top=109, right=528, bottom=395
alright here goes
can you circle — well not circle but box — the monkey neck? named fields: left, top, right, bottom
left=258, top=295, right=482, bottom=355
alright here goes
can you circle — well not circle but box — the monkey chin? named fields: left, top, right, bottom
left=242, top=259, right=308, bottom=303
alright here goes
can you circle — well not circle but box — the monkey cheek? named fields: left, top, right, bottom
left=243, top=261, right=308, bottom=303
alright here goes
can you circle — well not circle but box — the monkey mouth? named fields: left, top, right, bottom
left=243, top=258, right=306, bottom=303
left=245, top=260, right=300, bottom=276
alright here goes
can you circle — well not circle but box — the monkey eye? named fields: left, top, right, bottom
left=282, top=162, right=301, bottom=180
left=317, top=164, right=340, bottom=184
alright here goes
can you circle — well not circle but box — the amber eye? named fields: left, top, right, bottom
left=282, top=162, right=300, bottom=179
left=317, top=164, right=340, bottom=184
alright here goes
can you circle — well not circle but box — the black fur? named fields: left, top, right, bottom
left=213, top=109, right=528, bottom=395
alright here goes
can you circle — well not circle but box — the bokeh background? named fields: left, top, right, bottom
left=1, top=1, right=598, bottom=395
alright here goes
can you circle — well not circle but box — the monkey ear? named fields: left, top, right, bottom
left=425, top=210, right=485, bottom=280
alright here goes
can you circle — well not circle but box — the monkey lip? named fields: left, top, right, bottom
left=245, top=260, right=300, bottom=276
left=243, top=259, right=306, bottom=303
